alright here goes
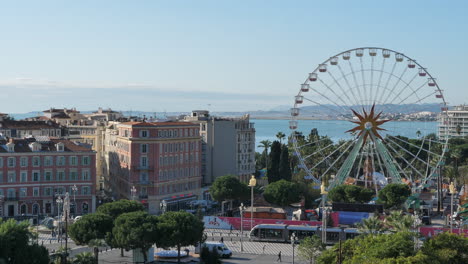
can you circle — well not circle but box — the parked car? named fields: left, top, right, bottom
left=195, top=242, right=232, bottom=258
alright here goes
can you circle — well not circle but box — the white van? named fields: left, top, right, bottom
left=195, top=242, right=232, bottom=258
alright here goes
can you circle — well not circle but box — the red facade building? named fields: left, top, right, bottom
left=0, top=137, right=96, bottom=217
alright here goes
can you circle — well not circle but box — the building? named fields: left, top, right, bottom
left=106, top=121, right=202, bottom=214
left=0, top=136, right=96, bottom=217
left=183, top=110, right=256, bottom=184
left=0, top=114, right=62, bottom=138
left=438, top=104, right=468, bottom=139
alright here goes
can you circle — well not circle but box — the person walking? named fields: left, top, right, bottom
left=277, top=251, right=282, bottom=262
left=220, top=237, right=224, bottom=243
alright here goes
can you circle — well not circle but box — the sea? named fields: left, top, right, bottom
left=252, top=119, right=438, bottom=153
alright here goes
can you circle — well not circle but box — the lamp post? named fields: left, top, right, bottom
left=291, top=232, right=297, bottom=264
left=131, top=186, right=137, bottom=201
left=239, top=203, right=246, bottom=252
left=71, top=185, right=77, bottom=217
left=320, top=181, right=328, bottom=244
left=449, top=182, right=456, bottom=233
left=56, top=195, right=63, bottom=246
left=248, top=175, right=256, bottom=231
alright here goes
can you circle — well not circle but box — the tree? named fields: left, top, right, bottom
left=72, top=252, right=96, bottom=264
left=298, top=235, right=325, bottom=264
left=318, top=231, right=416, bottom=264
left=268, top=140, right=282, bottom=183
left=276, top=132, right=286, bottom=143
left=111, top=211, right=159, bottom=263
left=258, top=140, right=272, bottom=169
left=96, top=199, right=145, bottom=218
left=0, top=219, right=49, bottom=264
left=263, top=179, right=302, bottom=206
left=209, top=175, right=249, bottom=202
left=327, top=184, right=374, bottom=204
left=96, top=199, right=145, bottom=257
left=384, top=211, right=415, bottom=232
left=420, top=232, right=468, bottom=264
left=377, top=183, right=411, bottom=209
left=68, top=213, right=113, bottom=263
left=158, top=211, right=205, bottom=264
left=279, top=145, right=292, bottom=181
left=357, top=216, right=386, bottom=235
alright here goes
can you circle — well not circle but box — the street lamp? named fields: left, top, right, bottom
left=71, top=185, right=77, bottom=217
left=131, top=186, right=137, bottom=201
left=56, top=195, right=63, bottom=246
left=449, top=182, right=456, bottom=233
left=290, top=232, right=297, bottom=264
left=320, top=181, right=328, bottom=244
left=248, top=175, right=257, bottom=231
left=239, top=203, right=246, bottom=252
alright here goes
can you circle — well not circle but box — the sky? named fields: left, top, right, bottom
left=1, top=0, right=467, bottom=113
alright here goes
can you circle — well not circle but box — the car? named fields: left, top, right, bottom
left=74, top=216, right=82, bottom=221
left=421, top=216, right=431, bottom=225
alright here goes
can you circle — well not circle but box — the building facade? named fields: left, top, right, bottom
left=183, top=110, right=256, bottom=184
left=0, top=137, right=96, bottom=217
left=106, top=121, right=202, bottom=214
left=438, top=104, right=468, bottom=139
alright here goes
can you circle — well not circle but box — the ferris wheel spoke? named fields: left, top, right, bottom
left=381, top=66, right=408, bottom=105
left=369, top=56, right=375, bottom=107
left=371, top=142, right=386, bottom=177
left=337, top=64, right=361, bottom=108
left=309, top=140, right=354, bottom=171
left=348, top=60, right=365, bottom=106
left=359, top=57, right=369, bottom=109
left=385, top=137, right=432, bottom=167
left=297, top=137, right=336, bottom=149
left=317, top=78, right=351, bottom=109
left=302, top=141, right=337, bottom=160
left=390, top=73, right=420, bottom=104
left=376, top=139, right=412, bottom=181
left=395, top=81, right=429, bottom=105
left=303, top=97, right=353, bottom=121
left=385, top=142, right=425, bottom=180
left=405, top=91, right=437, bottom=105
left=327, top=71, right=360, bottom=108
left=373, top=56, right=387, bottom=105
left=388, top=135, right=442, bottom=157
left=369, top=142, right=379, bottom=193
left=320, top=139, right=357, bottom=188
left=377, top=60, right=397, bottom=106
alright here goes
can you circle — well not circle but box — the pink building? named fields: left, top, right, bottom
left=0, top=137, right=96, bottom=217
left=107, top=121, right=202, bottom=214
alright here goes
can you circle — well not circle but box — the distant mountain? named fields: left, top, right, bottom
left=6, top=103, right=442, bottom=121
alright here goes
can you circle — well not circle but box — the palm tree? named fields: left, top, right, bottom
left=276, top=132, right=286, bottom=144
left=72, top=252, right=96, bottom=264
left=357, top=216, right=386, bottom=235
left=385, top=210, right=415, bottom=232
left=416, top=130, right=421, bottom=138
left=258, top=140, right=272, bottom=169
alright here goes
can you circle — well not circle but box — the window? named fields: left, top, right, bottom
left=0, top=189, right=3, bottom=197
left=32, top=171, right=40, bottom=182
left=82, top=186, right=90, bottom=195
left=82, top=169, right=90, bottom=181
left=20, top=171, right=27, bottom=182
left=57, top=170, right=65, bottom=181
left=141, top=144, right=148, bottom=153
left=70, top=170, right=78, bottom=181
left=140, top=156, right=148, bottom=167
left=57, top=143, right=64, bottom=152
left=44, top=156, right=53, bottom=166
left=19, top=188, right=27, bottom=197
left=33, top=187, right=39, bottom=197
left=70, top=156, right=78, bottom=166
left=32, top=156, right=40, bottom=167
left=0, top=172, right=3, bottom=183
left=7, top=171, right=15, bottom=183
left=44, top=187, right=52, bottom=196
left=140, top=130, right=149, bottom=138
left=0, top=157, right=3, bottom=167
left=7, top=157, right=15, bottom=167
left=20, top=157, right=28, bottom=167
left=140, top=172, right=148, bottom=183
left=82, top=156, right=90, bottom=166
left=44, top=171, right=52, bottom=181
left=7, top=189, right=15, bottom=198
left=57, top=156, right=66, bottom=166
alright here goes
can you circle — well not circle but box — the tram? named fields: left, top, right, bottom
left=249, top=224, right=360, bottom=244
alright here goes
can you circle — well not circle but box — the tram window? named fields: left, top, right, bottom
left=265, top=229, right=282, bottom=239
left=327, top=232, right=340, bottom=241
left=346, top=233, right=359, bottom=239
left=252, top=229, right=258, bottom=236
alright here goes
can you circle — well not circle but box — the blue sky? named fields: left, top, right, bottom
left=1, top=0, right=467, bottom=113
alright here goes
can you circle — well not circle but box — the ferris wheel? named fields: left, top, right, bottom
left=289, top=47, right=449, bottom=191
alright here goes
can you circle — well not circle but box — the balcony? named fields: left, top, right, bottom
left=132, top=166, right=154, bottom=171
left=5, top=197, right=19, bottom=201
left=134, top=180, right=153, bottom=186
